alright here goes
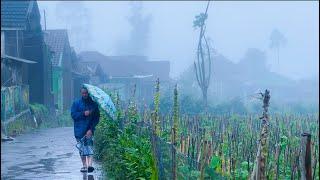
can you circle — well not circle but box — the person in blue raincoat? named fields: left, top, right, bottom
left=71, top=86, right=100, bottom=173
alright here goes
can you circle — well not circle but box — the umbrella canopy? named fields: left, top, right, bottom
left=83, top=84, right=116, bottom=120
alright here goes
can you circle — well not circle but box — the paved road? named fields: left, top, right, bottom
left=1, top=127, right=106, bottom=180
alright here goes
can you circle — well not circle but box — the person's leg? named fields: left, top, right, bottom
left=79, top=153, right=88, bottom=172
left=87, top=156, right=92, bottom=167
left=81, top=156, right=87, bottom=167
left=77, top=138, right=86, bottom=167
left=87, top=156, right=95, bottom=172
left=87, top=137, right=94, bottom=167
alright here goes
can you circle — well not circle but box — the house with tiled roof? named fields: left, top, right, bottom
left=78, top=51, right=171, bottom=104
left=79, top=51, right=170, bottom=81
left=71, top=60, right=89, bottom=99
left=1, top=0, right=54, bottom=121
left=78, top=61, right=107, bottom=85
left=44, top=29, right=73, bottom=111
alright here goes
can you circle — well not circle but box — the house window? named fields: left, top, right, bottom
left=1, top=31, right=5, bottom=57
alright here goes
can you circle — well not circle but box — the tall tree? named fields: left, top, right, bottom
left=193, top=1, right=212, bottom=109
left=269, top=29, right=287, bottom=66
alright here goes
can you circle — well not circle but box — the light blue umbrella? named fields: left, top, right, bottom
left=83, top=84, right=116, bottom=120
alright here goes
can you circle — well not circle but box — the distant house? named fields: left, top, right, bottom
left=78, top=51, right=171, bottom=103
left=79, top=51, right=170, bottom=81
left=44, top=30, right=73, bottom=111
left=71, top=59, right=107, bottom=98
left=105, top=75, right=155, bottom=104
left=72, top=63, right=89, bottom=99
left=78, top=61, right=107, bottom=85
left=71, top=48, right=89, bottom=99
left=1, top=0, right=54, bottom=115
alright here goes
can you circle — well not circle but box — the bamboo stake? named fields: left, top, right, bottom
left=299, top=132, right=312, bottom=180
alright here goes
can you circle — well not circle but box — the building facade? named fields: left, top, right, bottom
left=1, top=0, right=54, bottom=122
left=44, top=30, right=73, bottom=111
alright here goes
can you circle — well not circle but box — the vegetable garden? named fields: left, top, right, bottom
left=94, top=79, right=319, bottom=180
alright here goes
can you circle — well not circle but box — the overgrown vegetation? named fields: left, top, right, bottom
left=94, top=91, right=156, bottom=179
left=94, top=82, right=319, bottom=179
left=3, top=112, right=35, bottom=137
left=30, top=103, right=73, bottom=128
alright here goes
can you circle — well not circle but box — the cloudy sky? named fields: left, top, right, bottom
left=38, top=1, right=319, bottom=80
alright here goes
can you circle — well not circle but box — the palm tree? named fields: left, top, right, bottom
left=269, top=29, right=287, bottom=66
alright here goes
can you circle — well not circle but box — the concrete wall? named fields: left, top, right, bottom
left=1, top=85, right=29, bottom=122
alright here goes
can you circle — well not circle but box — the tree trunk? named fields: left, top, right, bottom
left=202, top=88, right=208, bottom=110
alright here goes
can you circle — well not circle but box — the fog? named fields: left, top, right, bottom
left=2, top=2, right=319, bottom=178
left=38, top=1, right=319, bottom=108
left=39, top=1, right=318, bottom=79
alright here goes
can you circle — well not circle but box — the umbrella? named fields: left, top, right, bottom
left=83, top=84, right=116, bottom=120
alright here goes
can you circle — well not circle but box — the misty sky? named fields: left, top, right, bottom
left=38, top=1, right=319, bottom=80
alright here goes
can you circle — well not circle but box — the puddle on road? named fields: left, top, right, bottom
left=57, top=152, right=73, bottom=158
left=5, top=156, right=62, bottom=178
left=45, top=152, right=53, bottom=156
left=40, top=145, right=49, bottom=149
left=39, top=157, right=60, bottom=172
left=27, top=154, right=36, bottom=158
left=1, top=127, right=105, bottom=179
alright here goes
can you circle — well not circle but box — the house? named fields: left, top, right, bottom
left=79, top=51, right=170, bottom=81
left=78, top=61, right=107, bottom=85
left=71, top=59, right=107, bottom=98
left=78, top=51, right=171, bottom=104
left=103, top=75, right=155, bottom=104
left=44, top=29, right=73, bottom=111
left=72, top=64, right=89, bottom=99
left=1, top=0, right=54, bottom=121
left=71, top=48, right=89, bottom=99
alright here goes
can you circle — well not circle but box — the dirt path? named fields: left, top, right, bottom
left=1, top=127, right=105, bottom=180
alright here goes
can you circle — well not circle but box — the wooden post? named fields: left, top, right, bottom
left=200, top=140, right=208, bottom=180
left=251, top=89, right=270, bottom=180
left=300, top=133, right=312, bottom=180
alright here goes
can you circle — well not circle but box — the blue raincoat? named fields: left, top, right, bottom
left=71, top=97, right=100, bottom=140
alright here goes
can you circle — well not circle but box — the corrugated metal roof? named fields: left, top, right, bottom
left=43, top=30, right=69, bottom=67
left=1, top=1, right=34, bottom=29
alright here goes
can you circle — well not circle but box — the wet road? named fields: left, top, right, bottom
left=1, top=127, right=106, bottom=180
